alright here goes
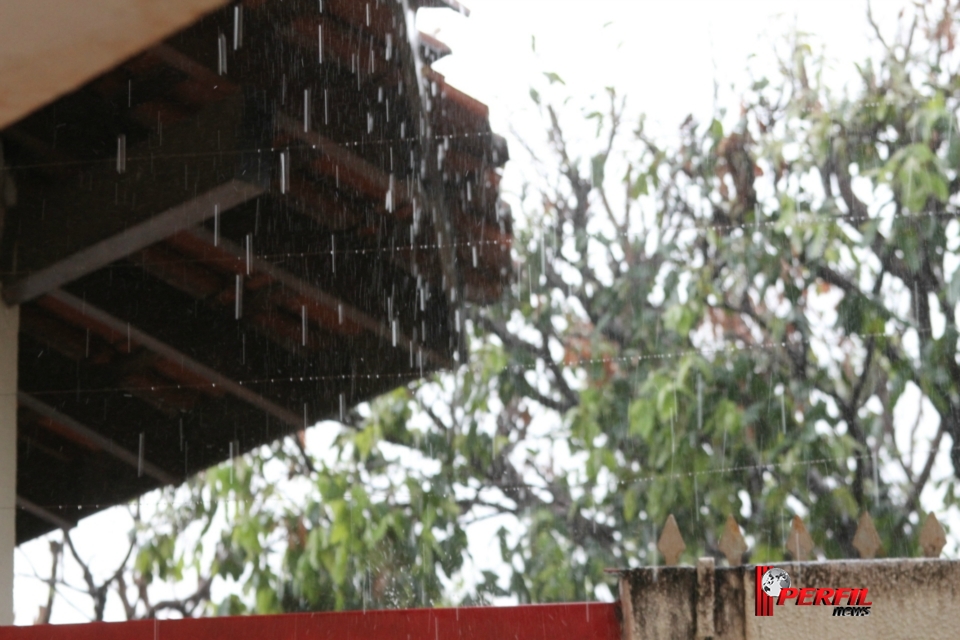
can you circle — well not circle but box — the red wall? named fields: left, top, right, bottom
left=0, top=603, right=620, bottom=640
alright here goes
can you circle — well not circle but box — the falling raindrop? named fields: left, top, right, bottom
left=235, top=275, right=243, bottom=319
left=392, top=319, right=398, bottom=347
left=137, top=433, right=144, bottom=478
left=331, top=235, right=336, bottom=272
left=781, top=393, right=786, bottom=434
left=233, top=6, right=243, bottom=50
left=721, top=424, right=727, bottom=470
left=304, top=89, right=311, bottom=132
left=338, top=303, right=343, bottom=325
left=213, top=204, right=220, bottom=245
left=301, top=306, right=307, bottom=346
left=694, top=475, right=701, bottom=523
left=324, top=89, right=329, bottom=125
left=116, top=134, right=126, bottom=174
left=873, top=450, right=880, bottom=507
left=915, top=281, right=921, bottom=324
left=280, top=150, right=290, bottom=194
left=245, top=233, right=252, bottom=274
left=339, top=393, right=345, bottom=421
left=385, top=33, right=393, bottom=60
left=471, top=245, right=478, bottom=268
left=697, top=373, right=703, bottom=431
left=217, top=33, right=228, bottom=75
left=540, top=231, right=546, bottom=277
left=670, top=412, right=676, bottom=476
left=179, top=418, right=184, bottom=451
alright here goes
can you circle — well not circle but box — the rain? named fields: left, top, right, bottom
left=0, top=0, right=957, bottom=633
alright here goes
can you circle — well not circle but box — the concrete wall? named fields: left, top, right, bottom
left=619, top=558, right=960, bottom=640
left=0, top=0, right=229, bottom=129
left=0, top=299, right=18, bottom=626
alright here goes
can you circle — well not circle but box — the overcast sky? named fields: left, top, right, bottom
left=17, top=0, right=948, bottom=625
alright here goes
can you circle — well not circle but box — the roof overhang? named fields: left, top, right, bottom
left=1, top=0, right=510, bottom=544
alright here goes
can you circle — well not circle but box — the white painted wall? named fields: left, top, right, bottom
left=0, top=300, right=18, bottom=626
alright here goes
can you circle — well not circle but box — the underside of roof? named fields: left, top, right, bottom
left=0, top=0, right=510, bottom=545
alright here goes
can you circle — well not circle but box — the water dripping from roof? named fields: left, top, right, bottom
left=304, top=89, right=311, bottom=132
left=116, top=135, right=126, bottom=174
left=233, top=6, right=243, bottom=50
left=137, top=433, right=144, bottom=477
left=781, top=394, right=786, bottom=434
left=235, top=275, right=243, bottom=319
left=217, top=34, right=228, bottom=75
left=697, top=373, right=703, bottom=431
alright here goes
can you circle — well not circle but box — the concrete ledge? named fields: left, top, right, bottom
left=619, top=558, right=960, bottom=640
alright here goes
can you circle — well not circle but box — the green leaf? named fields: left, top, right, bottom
left=629, top=398, right=656, bottom=439
left=543, top=72, right=565, bottom=85
left=591, top=154, right=607, bottom=187
left=629, top=173, right=649, bottom=199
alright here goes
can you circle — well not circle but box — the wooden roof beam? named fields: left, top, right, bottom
left=17, top=392, right=177, bottom=485
left=275, top=113, right=410, bottom=211
left=15, top=496, right=74, bottom=532
left=3, top=180, right=263, bottom=306
left=44, top=289, right=304, bottom=430
left=186, top=227, right=451, bottom=368
left=413, top=0, right=471, bottom=16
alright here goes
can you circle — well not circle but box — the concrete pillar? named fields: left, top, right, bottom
left=0, top=299, right=17, bottom=626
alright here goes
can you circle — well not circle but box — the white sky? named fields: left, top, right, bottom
left=16, top=0, right=954, bottom=625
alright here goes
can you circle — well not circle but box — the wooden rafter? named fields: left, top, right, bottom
left=3, top=180, right=263, bottom=305
left=18, top=391, right=177, bottom=484
left=186, top=227, right=452, bottom=368
left=44, top=289, right=304, bottom=429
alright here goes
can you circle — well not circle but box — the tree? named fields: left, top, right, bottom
left=24, top=0, right=960, bottom=620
